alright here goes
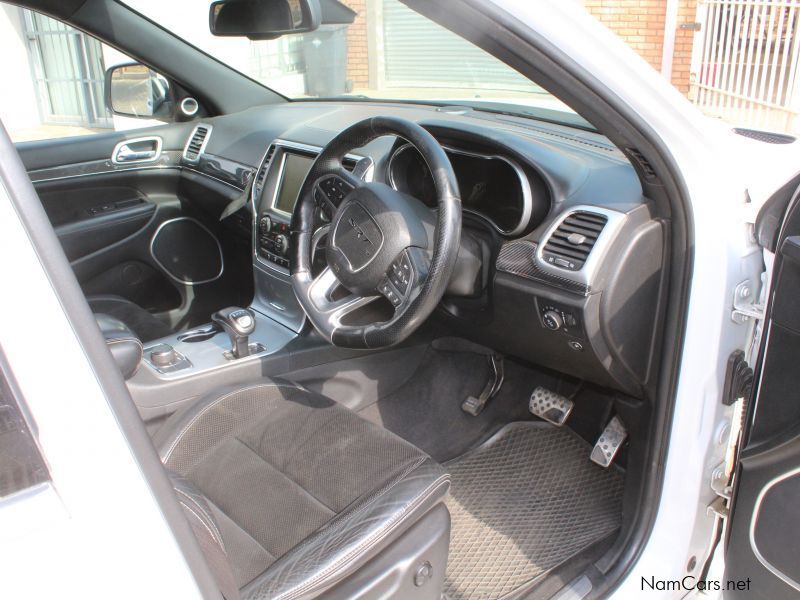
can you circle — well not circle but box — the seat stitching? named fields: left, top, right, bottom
left=247, top=454, right=429, bottom=597
left=179, top=499, right=226, bottom=551
left=283, top=476, right=450, bottom=599
left=207, top=497, right=277, bottom=565
left=174, top=487, right=225, bottom=550
left=162, top=383, right=304, bottom=464
left=275, top=465, right=450, bottom=600
left=234, top=437, right=338, bottom=516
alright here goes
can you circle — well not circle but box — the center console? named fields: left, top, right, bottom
left=250, top=139, right=370, bottom=332
left=126, top=139, right=373, bottom=422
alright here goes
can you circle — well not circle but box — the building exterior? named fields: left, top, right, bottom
left=3, top=0, right=800, bottom=140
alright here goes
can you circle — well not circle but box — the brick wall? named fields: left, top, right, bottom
left=672, top=0, right=698, bottom=94
left=584, top=0, right=698, bottom=93
left=342, top=0, right=369, bottom=89
left=339, top=0, right=697, bottom=95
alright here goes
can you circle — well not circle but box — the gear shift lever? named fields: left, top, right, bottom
left=212, top=307, right=256, bottom=358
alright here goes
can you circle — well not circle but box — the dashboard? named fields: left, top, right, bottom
left=180, top=100, right=665, bottom=398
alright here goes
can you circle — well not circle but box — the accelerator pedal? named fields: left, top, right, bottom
left=590, top=415, right=627, bottom=468
left=528, top=386, right=574, bottom=426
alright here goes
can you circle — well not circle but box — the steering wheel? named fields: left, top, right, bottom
left=291, top=117, right=461, bottom=349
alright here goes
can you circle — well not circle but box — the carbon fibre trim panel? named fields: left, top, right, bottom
left=496, top=240, right=589, bottom=295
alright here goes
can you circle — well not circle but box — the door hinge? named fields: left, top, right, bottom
left=731, top=280, right=765, bottom=324
left=707, top=462, right=732, bottom=519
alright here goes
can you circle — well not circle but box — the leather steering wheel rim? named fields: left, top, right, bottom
left=290, top=116, right=461, bottom=349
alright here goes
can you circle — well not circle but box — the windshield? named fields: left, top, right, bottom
left=120, top=0, right=585, bottom=126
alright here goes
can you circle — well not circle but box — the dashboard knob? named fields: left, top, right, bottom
left=150, top=345, right=177, bottom=367
left=543, top=310, right=563, bottom=331
left=259, top=215, right=272, bottom=233
left=274, top=234, right=289, bottom=255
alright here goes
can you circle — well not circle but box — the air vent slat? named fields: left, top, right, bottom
left=564, top=215, right=606, bottom=228
left=542, top=210, right=608, bottom=271
left=183, top=125, right=211, bottom=162
left=554, top=223, right=601, bottom=238
left=253, top=145, right=276, bottom=196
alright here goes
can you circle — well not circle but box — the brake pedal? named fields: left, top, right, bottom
left=528, top=387, right=574, bottom=426
left=590, top=415, right=627, bottom=468
left=462, top=354, right=505, bottom=416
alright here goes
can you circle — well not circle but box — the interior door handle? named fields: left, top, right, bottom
left=112, top=136, right=162, bottom=165
left=117, top=147, right=156, bottom=162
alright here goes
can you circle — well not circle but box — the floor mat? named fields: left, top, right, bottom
left=444, top=421, right=625, bottom=599
left=357, top=346, right=561, bottom=462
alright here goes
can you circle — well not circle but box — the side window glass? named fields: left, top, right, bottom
left=0, top=4, right=165, bottom=142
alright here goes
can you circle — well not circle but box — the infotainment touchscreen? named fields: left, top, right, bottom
left=273, top=152, right=315, bottom=215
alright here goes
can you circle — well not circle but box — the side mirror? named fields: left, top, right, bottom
left=210, top=0, right=321, bottom=40
left=105, top=63, right=174, bottom=120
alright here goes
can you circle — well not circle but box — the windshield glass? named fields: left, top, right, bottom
left=121, top=0, right=586, bottom=126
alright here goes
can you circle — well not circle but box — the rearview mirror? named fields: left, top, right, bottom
left=209, top=0, right=321, bottom=40
left=105, top=63, right=173, bottom=120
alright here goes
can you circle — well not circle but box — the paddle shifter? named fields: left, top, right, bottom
left=212, top=307, right=256, bottom=359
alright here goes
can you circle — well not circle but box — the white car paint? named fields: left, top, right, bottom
left=0, top=177, right=202, bottom=598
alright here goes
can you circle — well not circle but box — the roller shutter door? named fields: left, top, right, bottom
left=381, top=0, right=534, bottom=90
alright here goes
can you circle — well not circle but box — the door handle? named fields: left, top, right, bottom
left=116, top=147, right=156, bottom=162
left=112, top=136, right=162, bottom=165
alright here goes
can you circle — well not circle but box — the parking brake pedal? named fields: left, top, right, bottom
left=590, top=415, right=627, bottom=468
left=462, top=354, right=505, bottom=416
left=528, top=387, right=574, bottom=426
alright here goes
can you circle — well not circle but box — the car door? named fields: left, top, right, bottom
left=4, top=7, right=253, bottom=337
left=723, top=173, right=800, bottom=598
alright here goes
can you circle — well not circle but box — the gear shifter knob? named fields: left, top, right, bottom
left=212, top=307, right=256, bottom=358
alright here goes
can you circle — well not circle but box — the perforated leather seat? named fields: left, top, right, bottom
left=153, top=380, right=451, bottom=599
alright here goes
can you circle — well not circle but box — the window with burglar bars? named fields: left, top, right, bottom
left=692, top=0, right=800, bottom=132
left=22, top=9, right=112, bottom=128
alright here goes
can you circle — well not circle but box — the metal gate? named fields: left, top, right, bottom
left=23, top=10, right=111, bottom=128
left=692, top=0, right=800, bottom=132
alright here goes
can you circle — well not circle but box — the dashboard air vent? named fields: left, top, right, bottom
left=183, top=124, right=211, bottom=162
left=254, top=145, right=276, bottom=197
left=542, top=211, right=608, bottom=271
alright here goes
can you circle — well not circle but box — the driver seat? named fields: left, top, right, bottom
left=152, top=380, right=451, bottom=599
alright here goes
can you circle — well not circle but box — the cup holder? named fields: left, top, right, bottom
left=178, top=325, right=219, bottom=344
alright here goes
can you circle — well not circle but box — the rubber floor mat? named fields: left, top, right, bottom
left=444, top=421, right=625, bottom=599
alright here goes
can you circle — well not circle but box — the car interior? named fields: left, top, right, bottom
left=4, top=0, right=690, bottom=598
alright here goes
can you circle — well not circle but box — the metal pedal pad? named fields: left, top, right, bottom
left=590, top=415, right=627, bottom=468
left=528, top=387, right=574, bottom=426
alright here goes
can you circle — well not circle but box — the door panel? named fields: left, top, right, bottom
left=724, top=191, right=800, bottom=598
left=19, top=125, right=251, bottom=335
